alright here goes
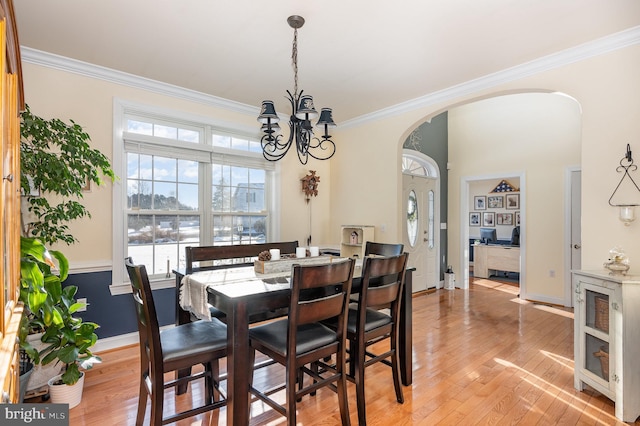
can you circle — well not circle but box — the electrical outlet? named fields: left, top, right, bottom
left=77, top=297, right=88, bottom=312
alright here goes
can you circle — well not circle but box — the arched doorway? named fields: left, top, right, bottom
left=402, top=150, right=440, bottom=292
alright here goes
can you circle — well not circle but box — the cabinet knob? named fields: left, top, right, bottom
left=573, top=244, right=581, bottom=249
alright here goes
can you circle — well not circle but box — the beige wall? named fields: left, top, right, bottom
left=450, top=93, right=581, bottom=301
left=22, top=43, right=640, bottom=302
left=22, top=62, right=333, bottom=265
left=330, top=45, right=640, bottom=303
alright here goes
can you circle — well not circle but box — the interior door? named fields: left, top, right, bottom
left=569, top=169, right=582, bottom=306
left=402, top=173, right=438, bottom=292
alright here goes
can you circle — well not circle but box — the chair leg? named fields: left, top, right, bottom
left=136, top=376, right=148, bottom=426
left=203, top=360, right=215, bottom=404
left=176, top=367, right=191, bottom=394
left=391, top=333, right=404, bottom=404
left=212, top=359, right=221, bottom=402
left=150, top=370, right=165, bottom=426
left=296, top=367, right=304, bottom=402
left=336, top=348, right=352, bottom=426
left=310, top=362, right=318, bottom=396
left=353, top=340, right=367, bottom=426
left=286, top=364, right=299, bottom=426
left=248, top=348, right=256, bottom=408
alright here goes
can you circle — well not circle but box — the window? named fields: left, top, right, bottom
left=407, top=190, right=418, bottom=247
left=112, top=100, right=277, bottom=293
left=428, top=190, right=434, bottom=249
left=212, top=164, right=266, bottom=246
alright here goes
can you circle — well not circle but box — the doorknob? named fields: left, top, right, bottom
left=573, top=244, right=581, bottom=249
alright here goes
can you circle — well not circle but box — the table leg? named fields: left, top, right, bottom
left=400, top=269, right=413, bottom=385
left=176, top=274, right=192, bottom=394
left=226, top=300, right=251, bottom=426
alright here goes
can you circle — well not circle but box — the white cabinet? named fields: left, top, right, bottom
left=573, top=270, right=640, bottom=422
left=340, top=225, right=374, bottom=258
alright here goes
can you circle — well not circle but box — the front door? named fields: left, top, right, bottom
left=402, top=173, right=438, bottom=292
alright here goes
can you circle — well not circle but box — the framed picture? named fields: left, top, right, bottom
left=82, top=176, right=91, bottom=192
left=496, top=213, right=513, bottom=225
left=515, top=211, right=521, bottom=226
left=506, top=193, right=519, bottom=209
left=469, top=212, right=480, bottom=226
left=474, top=196, right=486, bottom=210
left=487, top=195, right=504, bottom=209
left=482, top=212, right=495, bottom=227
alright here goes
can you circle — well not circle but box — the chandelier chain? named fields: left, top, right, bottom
left=292, top=28, right=299, bottom=97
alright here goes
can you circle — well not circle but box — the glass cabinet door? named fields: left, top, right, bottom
left=580, top=285, right=612, bottom=384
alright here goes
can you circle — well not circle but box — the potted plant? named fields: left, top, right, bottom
left=20, top=104, right=116, bottom=245
left=18, top=237, right=101, bottom=407
left=18, top=105, right=114, bottom=400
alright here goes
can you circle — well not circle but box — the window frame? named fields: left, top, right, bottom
left=111, top=99, right=280, bottom=294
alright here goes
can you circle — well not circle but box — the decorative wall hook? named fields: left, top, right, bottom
left=608, top=144, right=640, bottom=225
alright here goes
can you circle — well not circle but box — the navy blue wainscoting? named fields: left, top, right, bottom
left=63, top=271, right=176, bottom=339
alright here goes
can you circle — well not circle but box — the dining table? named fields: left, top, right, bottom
left=173, top=257, right=414, bottom=426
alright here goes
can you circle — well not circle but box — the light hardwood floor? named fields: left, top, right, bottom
left=37, top=278, right=638, bottom=425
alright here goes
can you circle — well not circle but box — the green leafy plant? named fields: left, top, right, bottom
left=18, top=237, right=101, bottom=385
left=20, top=104, right=116, bottom=245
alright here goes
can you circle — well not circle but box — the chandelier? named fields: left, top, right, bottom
left=257, top=15, right=336, bottom=165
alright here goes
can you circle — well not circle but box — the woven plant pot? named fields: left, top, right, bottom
left=48, top=372, right=85, bottom=409
left=25, top=332, right=63, bottom=391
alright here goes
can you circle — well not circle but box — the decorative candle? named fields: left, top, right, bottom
left=309, top=246, right=319, bottom=257
left=296, top=247, right=306, bottom=258
left=269, top=249, right=281, bottom=260
left=620, top=206, right=636, bottom=225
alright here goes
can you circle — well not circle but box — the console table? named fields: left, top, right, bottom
left=473, top=244, right=520, bottom=278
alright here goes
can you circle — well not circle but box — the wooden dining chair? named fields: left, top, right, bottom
left=179, top=242, right=299, bottom=323
left=326, top=253, right=408, bottom=425
left=364, top=241, right=404, bottom=257
left=248, top=259, right=355, bottom=426
left=125, top=257, right=227, bottom=426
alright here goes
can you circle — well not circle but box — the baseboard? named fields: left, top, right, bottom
left=521, top=292, right=565, bottom=307
left=93, top=324, right=173, bottom=353
left=93, top=332, right=139, bottom=353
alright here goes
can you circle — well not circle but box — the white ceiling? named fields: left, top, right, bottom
left=13, top=0, right=640, bottom=122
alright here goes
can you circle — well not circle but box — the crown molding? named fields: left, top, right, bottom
left=21, top=47, right=259, bottom=117
left=21, top=25, right=640, bottom=128
left=342, top=25, right=640, bottom=128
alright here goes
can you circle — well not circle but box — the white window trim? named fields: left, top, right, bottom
left=110, top=98, right=280, bottom=295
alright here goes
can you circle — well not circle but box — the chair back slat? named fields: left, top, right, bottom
left=289, top=259, right=355, bottom=332
left=185, top=241, right=298, bottom=273
left=360, top=253, right=408, bottom=313
left=298, top=293, right=345, bottom=325
left=364, top=242, right=404, bottom=257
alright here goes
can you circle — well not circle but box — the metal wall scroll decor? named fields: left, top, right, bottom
left=608, top=144, right=640, bottom=225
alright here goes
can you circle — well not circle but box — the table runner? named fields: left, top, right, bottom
left=179, top=258, right=360, bottom=320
